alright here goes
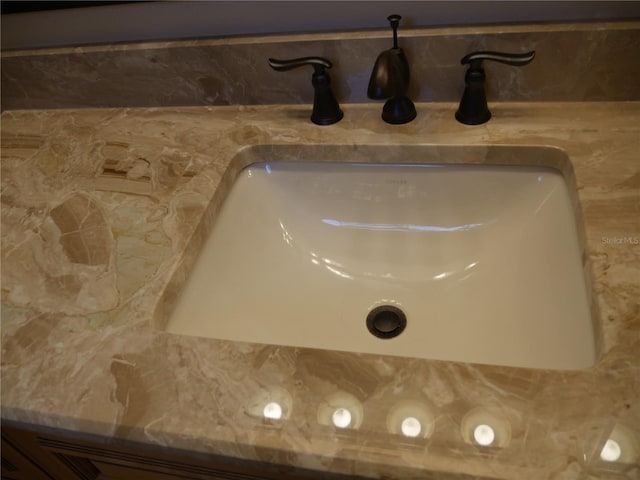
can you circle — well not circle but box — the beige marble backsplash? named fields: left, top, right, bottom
left=1, top=22, right=639, bottom=110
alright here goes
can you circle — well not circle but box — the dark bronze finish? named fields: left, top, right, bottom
left=455, top=50, right=536, bottom=125
left=366, top=305, right=407, bottom=339
left=367, top=15, right=417, bottom=125
left=268, top=56, right=343, bottom=125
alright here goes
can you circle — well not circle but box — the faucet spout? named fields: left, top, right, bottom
left=367, top=15, right=416, bottom=124
left=367, top=48, right=410, bottom=99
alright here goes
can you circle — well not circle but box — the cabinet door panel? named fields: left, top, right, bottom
left=38, top=437, right=278, bottom=480
left=47, top=452, right=246, bottom=480
left=1, top=432, right=60, bottom=480
left=93, top=459, right=217, bottom=479
left=3, top=423, right=371, bottom=480
left=1, top=437, right=53, bottom=479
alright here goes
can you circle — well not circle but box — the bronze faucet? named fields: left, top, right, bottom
left=367, top=15, right=416, bottom=124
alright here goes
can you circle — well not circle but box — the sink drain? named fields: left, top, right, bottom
left=366, top=305, right=407, bottom=339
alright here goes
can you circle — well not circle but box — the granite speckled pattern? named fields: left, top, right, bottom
left=1, top=101, right=639, bottom=479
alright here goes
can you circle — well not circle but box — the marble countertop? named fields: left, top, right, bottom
left=1, top=102, right=639, bottom=479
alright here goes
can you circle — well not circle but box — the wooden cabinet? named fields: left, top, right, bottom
left=1, top=430, right=54, bottom=480
left=2, top=422, right=360, bottom=480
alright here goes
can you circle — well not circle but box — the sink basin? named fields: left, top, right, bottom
left=161, top=145, right=596, bottom=370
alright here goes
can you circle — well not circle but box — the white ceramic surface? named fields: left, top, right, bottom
left=166, top=161, right=594, bottom=370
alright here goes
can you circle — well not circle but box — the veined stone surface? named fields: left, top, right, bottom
left=1, top=102, right=639, bottom=479
left=1, top=22, right=639, bottom=110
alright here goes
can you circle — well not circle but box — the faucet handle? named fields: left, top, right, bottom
left=268, top=56, right=343, bottom=125
left=268, top=57, right=333, bottom=74
left=455, top=50, right=536, bottom=125
left=460, top=50, right=536, bottom=67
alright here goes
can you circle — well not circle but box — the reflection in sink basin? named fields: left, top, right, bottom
left=162, top=146, right=595, bottom=370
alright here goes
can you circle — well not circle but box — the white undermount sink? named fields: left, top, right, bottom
left=161, top=145, right=596, bottom=370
